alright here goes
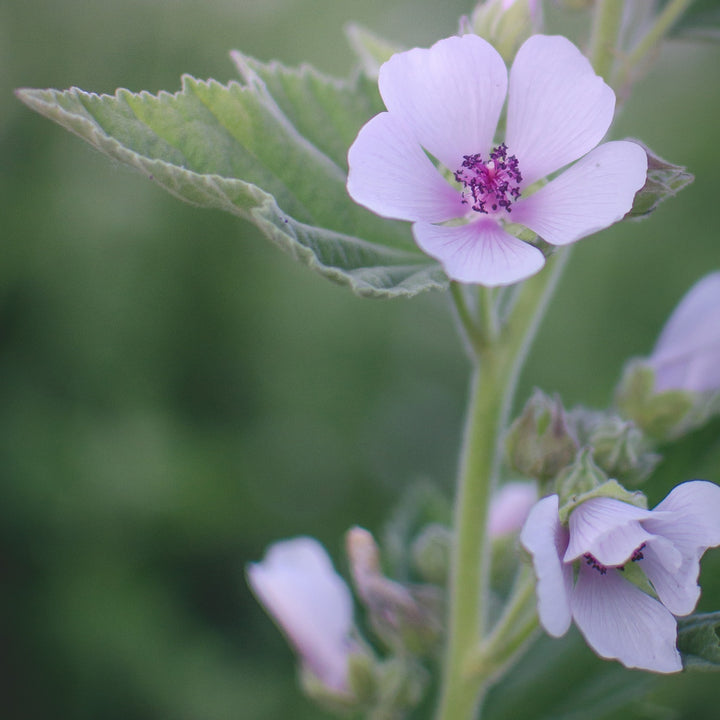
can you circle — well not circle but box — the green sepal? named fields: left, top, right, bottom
left=626, top=140, right=694, bottom=220
left=557, top=451, right=648, bottom=524
left=677, top=611, right=720, bottom=670
left=615, top=361, right=697, bottom=440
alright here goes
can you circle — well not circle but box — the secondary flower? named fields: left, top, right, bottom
left=247, top=536, right=355, bottom=692
left=347, top=34, right=647, bottom=286
left=488, top=481, right=538, bottom=537
left=521, top=481, right=720, bottom=672
left=649, top=272, right=720, bottom=393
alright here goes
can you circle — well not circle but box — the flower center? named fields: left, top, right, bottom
left=454, top=143, right=522, bottom=215
left=583, top=543, right=647, bottom=575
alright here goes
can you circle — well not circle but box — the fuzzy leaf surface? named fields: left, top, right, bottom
left=17, top=63, right=447, bottom=299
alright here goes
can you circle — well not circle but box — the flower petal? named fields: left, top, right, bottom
left=347, top=112, right=465, bottom=223
left=413, top=219, right=545, bottom=286
left=520, top=494, right=573, bottom=637
left=651, top=273, right=720, bottom=393
left=565, top=497, right=654, bottom=566
left=641, top=541, right=701, bottom=616
left=645, top=480, right=720, bottom=555
left=506, top=35, right=616, bottom=185
left=378, top=35, right=507, bottom=172
left=511, top=141, right=647, bottom=246
left=247, top=537, right=354, bottom=691
left=572, top=564, right=682, bottom=673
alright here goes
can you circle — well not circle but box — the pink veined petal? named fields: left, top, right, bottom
left=413, top=219, right=545, bottom=286
left=641, top=541, right=701, bottom=616
left=571, top=564, right=682, bottom=673
left=247, top=537, right=354, bottom=692
left=347, top=112, right=465, bottom=223
left=506, top=35, right=616, bottom=186
left=488, top=481, right=538, bottom=538
left=520, top=494, right=573, bottom=637
left=564, top=496, right=654, bottom=566
left=511, top=141, right=647, bottom=247
left=644, top=480, right=720, bottom=554
left=651, top=273, right=720, bottom=392
left=378, top=34, right=508, bottom=172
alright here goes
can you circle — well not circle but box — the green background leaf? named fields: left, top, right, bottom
left=679, top=612, right=720, bottom=669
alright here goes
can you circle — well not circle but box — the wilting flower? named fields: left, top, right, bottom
left=521, top=481, right=720, bottom=672
left=488, top=481, right=538, bottom=537
left=347, top=34, right=647, bottom=286
left=247, top=536, right=355, bottom=692
left=649, top=272, right=720, bottom=393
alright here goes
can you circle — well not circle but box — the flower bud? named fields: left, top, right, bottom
left=506, top=390, right=578, bottom=483
left=570, top=409, right=660, bottom=485
left=464, top=0, right=542, bottom=62
left=411, top=523, right=452, bottom=585
left=616, top=273, right=720, bottom=440
left=649, top=272, right=720, bottom=394
left=488, top=481, right=538, bottom=538
left=346, top=527, right=443, bottom=656
left=247, top=537, right=361, bottom=697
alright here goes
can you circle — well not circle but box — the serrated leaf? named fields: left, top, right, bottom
left=345, top=24, right=403, bottom=78
left=17, top=61, right=447, bottom=299
left=627, top=140, right=694, bottom=219
left=678, top=611, right=720, bottom=669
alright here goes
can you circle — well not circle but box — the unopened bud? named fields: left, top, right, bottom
left=506, top=390, right=578, bottom=483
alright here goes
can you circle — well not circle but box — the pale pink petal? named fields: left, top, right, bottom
left=511, top=141, right=647, bottom=246
left=645, top=481, right=720, bottom=553
left=347, top=112, right=465, bottom=223
left=520, top=495, right=573, bottom=637
left=506, top=35, right=616, bottom=185
left=413, top=219, right=545, bottom=286
left=488, top=481, right=538, bottom=538
left=378, top=34, right=507, bottom=172
left=651, top=273, right=720, bottom=392
left=247, top=537, right=354, bottom=692
left=641, top=541, right=701, bottom=616
left=564, top=496, right=654, bottom=566
left=571, top=564, right=682, bottom=673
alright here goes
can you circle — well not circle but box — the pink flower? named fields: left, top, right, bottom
left=347, top=34, right=647, bottom=286
left=247, top=537, right=355, bottom=692
left=520, top=481, right=720, bottom=673
left=488, top=481, right=538, bottom=537
left=649, top=272, right=720, bottom=393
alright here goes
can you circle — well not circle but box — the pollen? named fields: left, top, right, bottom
left=454, top=143, right=522, bottom=215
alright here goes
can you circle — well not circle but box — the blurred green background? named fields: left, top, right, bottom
left=2, top=1, right=720, bottom=718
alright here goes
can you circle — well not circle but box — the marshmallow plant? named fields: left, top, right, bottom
left=16, top=1, right=720, bottom=719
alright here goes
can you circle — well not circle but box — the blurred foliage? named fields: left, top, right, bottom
left=2, top=1, right=720, bottom=718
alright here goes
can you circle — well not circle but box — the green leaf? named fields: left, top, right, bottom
left=678, top=612, right=720, bottom=669
left=345, top=24, right=403, bottom=77
left=16, top=61, right=447, bottom=299
left=627, top=140, right=694, bottom=219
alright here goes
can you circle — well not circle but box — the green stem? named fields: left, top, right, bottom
left=436, top=251, right=569, bottom=720
left=589, top=0, right=625, bottom=82
left=615, top=0, right=695, bottom=92
left=450, top=281, right=484, bottom=356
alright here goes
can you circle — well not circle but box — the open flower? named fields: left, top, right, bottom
left=520, top=481, right=720, bottom=672
left=347, top=34, right=647, bottom=286
left=247, top=537, right=355, bottom=693
left=649, top=272, right=720, bottom=393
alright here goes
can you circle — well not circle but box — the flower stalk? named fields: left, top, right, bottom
left=436, top=251, right=568, bottom=720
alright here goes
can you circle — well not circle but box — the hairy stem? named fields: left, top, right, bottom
left=436, top=251, right=568, bottom=720
left=589, top=0, right=625, bottom=83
